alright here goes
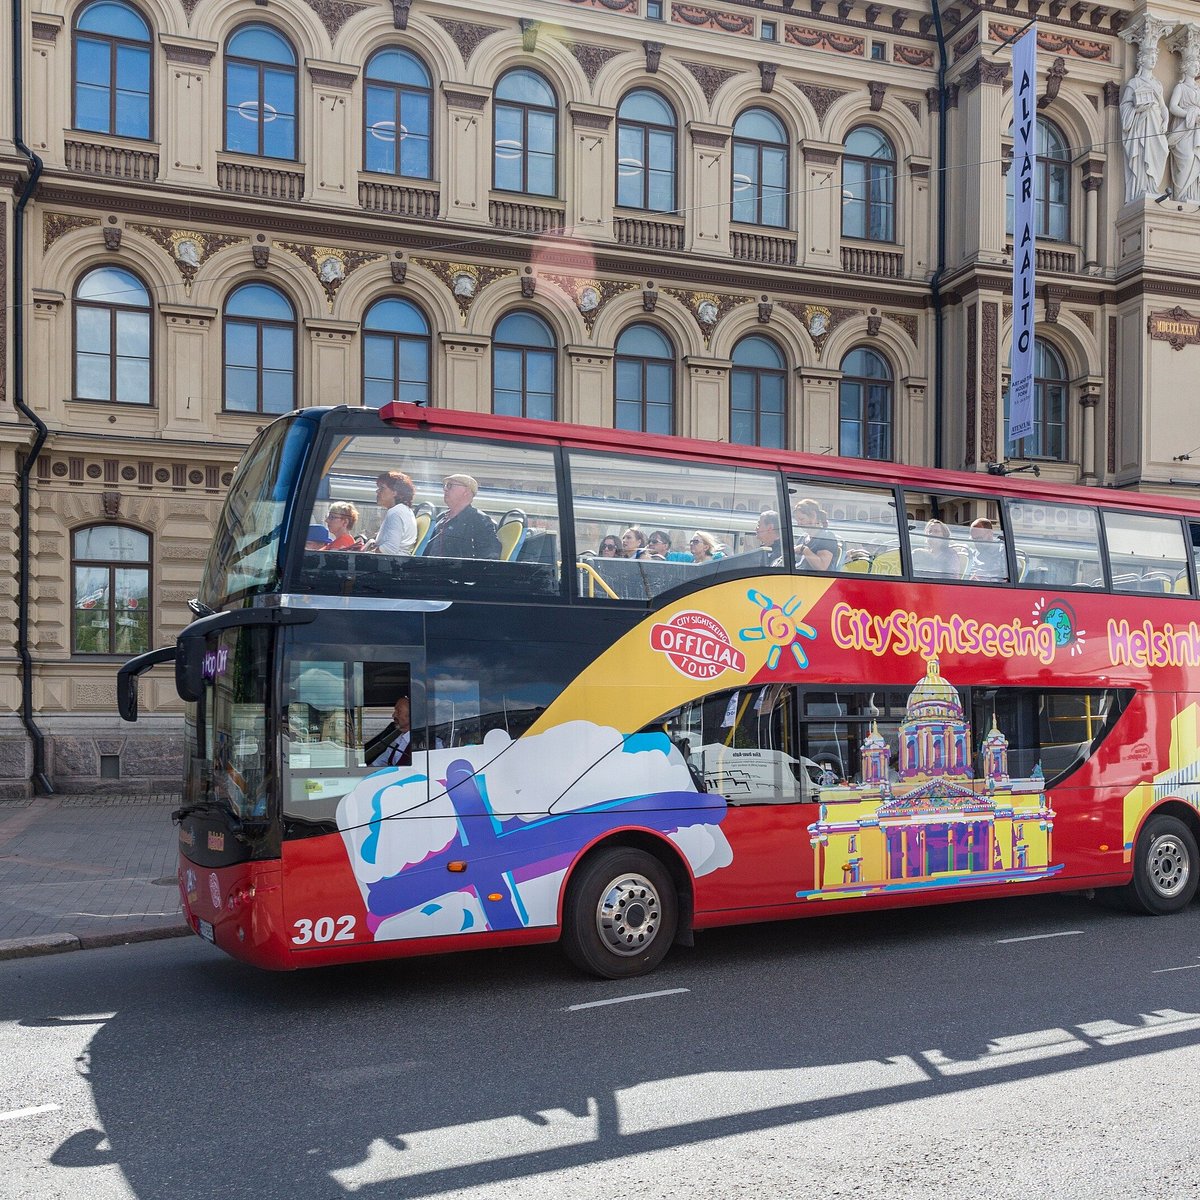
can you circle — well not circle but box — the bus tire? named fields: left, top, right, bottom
left=1124, top=814, right=1199, bottom=915
left=561, top=847, right=678, bottom=979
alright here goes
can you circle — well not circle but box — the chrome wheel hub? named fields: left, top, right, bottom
left=1149, top=834, right=1190, bottom=898
left=596, top=872, right=662, bottom=956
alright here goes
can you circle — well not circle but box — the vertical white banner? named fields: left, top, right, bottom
left=1009, top=26, right=1038, bottom=446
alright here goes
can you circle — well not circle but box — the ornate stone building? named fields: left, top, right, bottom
left=1, top=0, right=1198, bottom=794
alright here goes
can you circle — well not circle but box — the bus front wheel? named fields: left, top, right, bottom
left=1124, top=814, right=1199, bottom=915
left=562, top=848, right=678, bottom=979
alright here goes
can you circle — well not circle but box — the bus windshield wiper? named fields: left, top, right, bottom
left=171, top=800, right=231, bottom=823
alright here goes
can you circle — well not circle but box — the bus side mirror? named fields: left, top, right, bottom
left=176, top=632, right=205, bottom=703
left=116, top=646, right=177, bottom=722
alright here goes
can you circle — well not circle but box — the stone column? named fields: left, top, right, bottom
left=568, top=104, right=615, bottom=241
left=161, top=303, right=216, bottom=431
left=440, top=333, right=491, bottom=411
left=686, top=123, right=729, bottom=252
left=959, top=57, right=1009, bottom=262
left=307, top=62, right=358, bottom=207
left=442, top=84, right=491, bottom=225
left=682, top=356, right=731, bottom=441
left=906, top=157, right=932, bottom=278
left=1078, top=381, right=1102, bottom=481
left=29, top=289, right=65, bottom=423
left=1082, top=164, right=1103, bottom=272
left=28, top=16, right=64, bottom=160
left=900, top=376, right=930, bottom=466
left=796, top=366, right=841, bottom=453
left=305, top=319, right=358, bottom=408
left=160, top=38, right=217, bottom=187
left=800, top=142, right=841, bottom=269
left=566, top=345, right=614, bottom=427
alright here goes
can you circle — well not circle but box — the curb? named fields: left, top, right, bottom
left=0, top=922, right=192, bottom=962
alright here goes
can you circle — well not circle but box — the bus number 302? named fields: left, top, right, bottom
left=291, top=915, right=356, bottom=945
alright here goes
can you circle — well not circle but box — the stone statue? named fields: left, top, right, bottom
left=1169, top=39, right=1200, bottom=202
left=1121, top=40, right=1170, bottom=202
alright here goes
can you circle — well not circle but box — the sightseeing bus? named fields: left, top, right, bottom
left=118, top=402, right=1200, bottom=978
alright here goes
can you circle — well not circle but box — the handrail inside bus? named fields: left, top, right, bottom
left=575, top=560, right=619, bottom=600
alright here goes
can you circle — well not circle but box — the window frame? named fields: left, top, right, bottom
left=361, top=295, right=432, bottom=409
left=71, top=522, right=153, bottom=658
left=841, top=124, right=897, bottom=243
left=223, top=23, right=299, bottom=161
left=1005, top=337, right=1068, bottom=462
left=615, top=88, right=678, bottom=213
left=492, top=68, right=559, bottom=198
left=72, top=265, right=153, bottom=406
left=1005, top=115, right=1072, bottom=243
left=492, top=310, right=558, bottom=421
left=222, top=281, right=298, bottom=415
left=72, top=0, right=153, bottom=140
left=614, top=322, right=676, bottom=436
left=361, top=46, right=434, bottom=180
left=731, top=107, right=790, bottom=230
left=838, top=346, right=894, bottom=462
left=730, top=334, right=788, bottom=449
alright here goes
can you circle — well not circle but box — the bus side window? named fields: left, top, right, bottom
left=1007, top=499, right=1104, bottom=589
left=788, top=478, right=902, bottom=576
left=1103, top=511, right=1191, bottom=595
left=1188, top=521, right=1200, bottom=594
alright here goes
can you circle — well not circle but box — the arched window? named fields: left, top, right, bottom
left=72, top=525, right=151, bottom=655
left=616, top=89, right=677, bottom=212
left=74, top=266, right=151, bottom=405
left=838, top=347, right=892, bottom=461
left=493, top=69, right=558, bottom=196
left=73, top=1, right=152, bottom=139
left=842, top=125, right=896, bottom=242
left=493, top=311, right=557, bottom=420
left=224, top=25, right=297, bottom=160
left=223, top=282, right=296, bottom=413
left=1006, top=116, right=1071, bottom=241
left=1006, top=337, right=1067, bottom=460
left=731, top=335, right=787, bottom=448
left=614, top=324, right=675, bottom=435
left=362, top=297, right=431, bottom=408
left=732, top=108, right=788, bottom=228
left=364, top=47, right=432, bottom=179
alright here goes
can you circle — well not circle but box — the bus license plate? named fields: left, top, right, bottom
left=198, top=919, right=215, bottom=943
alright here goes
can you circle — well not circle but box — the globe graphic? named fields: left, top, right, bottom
left=1041, top=603, right=1075, bottom=647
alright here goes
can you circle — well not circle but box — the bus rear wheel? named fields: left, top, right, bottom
left=1124, top=814, right=1199, bottom=915
left=562, top=848, right=678, bottom=979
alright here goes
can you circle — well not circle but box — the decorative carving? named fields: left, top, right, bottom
left=884, top=312, right=918, bottom=345
left=867, top=312, right=882, bottom=337
left=302, top=0, right=368, bottom=41
left=1103, top=80, right=1120, bottom=107
left=643, top=285, right=659, bottom=313
left=568, top=42, right=623, bottom=85
left=252, top=243, right=270, bottom=269
left=868, top=80, right=885, bottom=112
left=390, top=258, right=407, bottom=284
left=521, top=271, right=536, bottom=299
left=32, top=19, right=61, bottom=40
left=520, top=18, right=540, bottom=53
left=988, top=21, right=1112, bottom=62
left=689, top=127, right=730, bottom=149
left=567, top=0, right=637, bottom=9
left=102, top=491, right=121, bottom=518
left=1148, top=306, right=1200, bottom=351
left=432, top=17, right=504, bottom=66
left=161, top=39, right=214, bottom=64
left=44, top=212, right=99, bottom=251
left=180, top=0, right=200, bottom=19
left=965, top=304, right=977, bottom=466
left=962, top=58, right=1010, bottom=92
left=954, top=29, right=978, bottom=59
left=681, top=60, right=740, bottom=103
left=1167, top=24, right=1200, bottom=204
left=1043, top=284, right=1067, bottom=324
left=415, top=260, right=515, bottom=319
left=1118, top=18, right=1173, bottom=203
left=865, top=4, right=882, bottom=25
left=309, top=67, right=356, bottom=88
left=1107, top=315, right=1116, bottom=475
left=981, top=302, right=998, bottom=463
left=759, top=62, right=777, bottom=94
left=894, top=45, right=934, bottom=68
left=103, top=226, right=122, bottom=251
left=128, top=225, right=245, bottom=293
left=279, top=243, right=384, bottom=310
left=542, top=275, right=636, bottom=333
left=644, top=40, right=663, bottom=73
left=785, top=25, right=865, bottom=56
left=392, top=0, right=411, bottom=30
left=443, top=88, right=489, bottom=111
left=665, top=288, right=749, bottom=346
left=571, top=108, right=613, bottom=130
left=1039, top=56, right=1067, bottom=109
left=1071, top=309, right=1095, bottom=334
left=778, top=302, right=855, bottom=355
left=673, top=4, right=754, bottom=35
left=792, top=81, right=850, bottom=123
left=758, top=298, right=773, bottom=323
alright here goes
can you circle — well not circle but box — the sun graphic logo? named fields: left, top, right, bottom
left=650, top=610, right=747, bottom=680
left=738, top=589, right=819, bottom=670
left=1032, top=596, right=1085, bottom=657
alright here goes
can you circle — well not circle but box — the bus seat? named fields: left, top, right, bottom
left=496, top=509, right=527, bottom=562
left=1140, top=572, right=1172, bottom=593
left=1014, top=548, right=1028, bottom=581
left=870, top=548, right=903, bottom=576
left=1174, top=570, right=1192, bottom=594
left=412, top=512, right=432, bottom=555
left=841, top=556, right=871, bottom=573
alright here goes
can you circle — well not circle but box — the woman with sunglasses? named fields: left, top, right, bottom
left=597, top=537, right=621, bottom=557
left=688, top=530, right=719, bottom=563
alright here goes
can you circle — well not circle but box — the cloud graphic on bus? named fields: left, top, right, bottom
left=336, top=721, right=731, bottom=940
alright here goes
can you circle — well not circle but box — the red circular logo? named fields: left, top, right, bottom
left=650, top=611, right=746, bottom=680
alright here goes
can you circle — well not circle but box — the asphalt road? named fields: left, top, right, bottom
left=3, top=891, right=1200, bottom=1200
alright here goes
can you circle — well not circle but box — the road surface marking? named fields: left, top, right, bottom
left=0, top=1105, right=60, bottom=1123
left=566, top=987, right=689, bottom=1011
left=1153, top=962, right=1200, bottom=974
left=995, top=930, right=1083, bottom=944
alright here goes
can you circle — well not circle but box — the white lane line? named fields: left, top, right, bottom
left=0, top=1104, right=60, bottom=1123
left=566, top=987, right=689, bottom=1011
left=1153, top=963, right=1200, bottom=974
left=995, top=930, right=1084, bottom=944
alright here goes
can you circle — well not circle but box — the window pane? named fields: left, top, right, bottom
left=113, top=567, right=150, bottom=654
left=75, top=525, right=149, bottom=562
left=76, top=38, right=110, bottom=87
left=1105, top=512, right=1189, bottom=594
left=527, top=150, right=555, bottom=196
left=115, top=354, right=151, bottom=404
left=262, top=324, right=294, bottom=369
left=261, top=366, right=295, bottom=414
left=227, top=283, right=292, bottom=320
left=77, top=353, right=112, bottom=400
left=363, top=333, right=394, bottom=389
left=225, top=365, right=259, bottom=410
left=74, top=564, right=111, bottom=654
left=365, top=85, right=396, bottom=174
left=363, top=379, right=393, bottom=408
left=1009, top=500, right=1103, bottom=589
left=225, top=62, right=260, bottom=153
left=76, top=306, right=111, bottom=354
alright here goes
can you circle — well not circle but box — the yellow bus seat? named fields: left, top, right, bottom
left=870, top=548, right=903, bottom=575
left=497, top=509, right=527, bottom=561
left=412, top=512, right=432, bottom=555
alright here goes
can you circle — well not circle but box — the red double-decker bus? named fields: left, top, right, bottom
left=120, top=403, right=1200, bottom=977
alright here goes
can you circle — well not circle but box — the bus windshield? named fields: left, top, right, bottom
left=199, top=414, right=315, bottom=610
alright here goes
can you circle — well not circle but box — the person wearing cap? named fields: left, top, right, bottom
left=371, top=470, right=417, bottom=555
left=426, top=473, right=501, bottom=560
left=305, top=524, right=333, bottom=550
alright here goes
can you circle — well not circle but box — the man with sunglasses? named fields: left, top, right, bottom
left=426, top=474, right=502, bottom=560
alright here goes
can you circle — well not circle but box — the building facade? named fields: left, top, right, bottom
left=1, top=0, right=1198, bottom=794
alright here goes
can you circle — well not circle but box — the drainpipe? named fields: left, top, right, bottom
left=929, top=1, right=949, bottom=471
left=12, top=0, right=53, bottom=794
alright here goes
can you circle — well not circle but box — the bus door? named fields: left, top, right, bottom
left=279, top=627, right=428, bottom=950
left=659, top=683, right=818, bottom=912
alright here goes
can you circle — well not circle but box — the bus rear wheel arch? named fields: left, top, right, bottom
left=561, top=845, right=681, bottom=979
left=1123, top=812, right=1200, bottom=915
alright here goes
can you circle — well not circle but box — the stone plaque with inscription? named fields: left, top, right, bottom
left=1149, top=306, right=1200, bottom=351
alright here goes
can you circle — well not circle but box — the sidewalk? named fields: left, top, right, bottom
left=0, top=794, right=189, bottom=960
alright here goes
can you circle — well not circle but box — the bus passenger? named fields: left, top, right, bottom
left=321, top=502, right=359, bottom=550
left=968, top=517, right=1006, bottom=580
left=305, top=524, right=333, bottom=550
left=621, top=527, right=649, bottom=558
left=370, top=471, right=418, bottom=555
left=646, top=530, right=672, bottom=560
left=688, top=530, right=719, bottom=563
left=756, top=510, right=783, bottom=564
left=426, top=474, right=502, bottom=559
left=915, top=519, right=962, bottom=578
left=598, top=536, right=621, bottom=557
left=793, top=499, right=836, bottom=572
